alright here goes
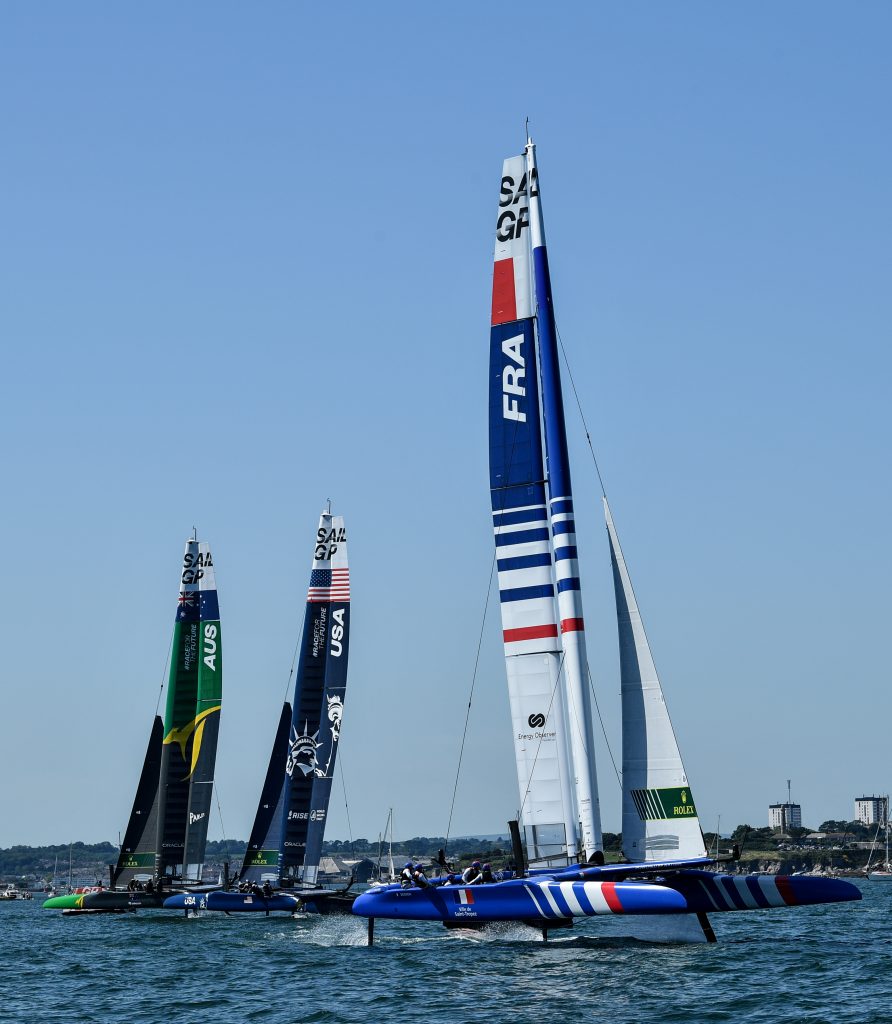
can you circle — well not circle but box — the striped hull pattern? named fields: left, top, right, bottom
left=350, top=873, right=860, bottom=923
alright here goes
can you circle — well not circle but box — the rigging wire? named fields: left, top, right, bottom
left=337, top=753, right=356, bottom=860
left=555, top=323, right=624, bottom=791
left=556, top=326, right=607, bottom=498
left=587, top=662, right=621, bottom=788
left=443, top=550, right=497, bottom=854
left=282, top=607, right=306, bottom=703
left=153, top=630, right=175, bottom=717
left=213, top=784, right=230, bottom=866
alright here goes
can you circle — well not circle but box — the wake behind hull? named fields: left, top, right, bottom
left=352, top=873, right=860, bottom=925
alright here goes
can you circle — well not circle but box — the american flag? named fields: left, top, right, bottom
left=307, top=568, right=350, bottom=603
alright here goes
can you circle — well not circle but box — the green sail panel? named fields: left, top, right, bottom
left=155, top=539, right=204, bottom=881
left=182, top=541, right=222, bottom=881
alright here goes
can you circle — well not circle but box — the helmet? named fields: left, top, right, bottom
left=415, top=864, right=423, bottom=871
left=483, top=863, right=491, bottom=870
left=404, top=861, right=413, bottom=869
left=472, top=860, right=481, bottom=868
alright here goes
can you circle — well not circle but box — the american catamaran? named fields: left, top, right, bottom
left=164, top=509, right=354, bottom=915
left=352, top=138, right=861, bottom=942
left=44, top=536, right=223, bottom=912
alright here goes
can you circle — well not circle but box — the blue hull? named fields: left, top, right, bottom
left=163, top=892, right=299, bottom=913
left=352, top=872, right=861, bottom=924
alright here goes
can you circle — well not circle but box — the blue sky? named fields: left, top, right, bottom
left=1, top=2, right=889, bottom=848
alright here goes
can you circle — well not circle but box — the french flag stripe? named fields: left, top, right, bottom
left=491, top=258, right=517, bottom=325
left=561, top=618, right=585, bottom=634
left=601, top=882, right=624, bottom=913
left=504, top=624, right=559, bottom=644
left=456, top=889, right=474, bottom=905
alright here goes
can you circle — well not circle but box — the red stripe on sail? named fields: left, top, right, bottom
left=561, top=618, right=585, bottom=633
left=774, top=876, right=798, bottom=906
left=491, top=258, right=517, bottom=325
left=503, top=624, right=559, bottom=644
left=601, top=882, right=624, bottom=913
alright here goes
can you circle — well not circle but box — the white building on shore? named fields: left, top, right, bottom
left=855, top=795, right=888, bottom=827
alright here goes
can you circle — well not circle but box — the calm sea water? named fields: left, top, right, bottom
left=1, top=880, right=888, bottom=1024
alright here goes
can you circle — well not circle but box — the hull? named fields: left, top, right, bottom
left=43, top=890, right=165, bottom=911
left=163, top=891, right=299, bottom=913
left=352, top=872, right=860, bottom=924
left=353, top=878, right=688, bottom=923
left=163, top=888, right=356, bottom=914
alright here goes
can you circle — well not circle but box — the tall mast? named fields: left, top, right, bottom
left=526, top=138, right=602, bottom=859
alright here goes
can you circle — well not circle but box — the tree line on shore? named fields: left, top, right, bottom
left=1, top=820, right=881, bottom=883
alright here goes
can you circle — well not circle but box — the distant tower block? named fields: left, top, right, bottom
left=855, top=795, right=888, bottom=827
left=769, top=782, right=802, bottom=832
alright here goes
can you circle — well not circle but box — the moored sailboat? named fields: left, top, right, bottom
left=164, top=509, right=354, bottom=915
left=352, top=137, right=861, bottom=941
left=44, top=536, right=223, bottom=912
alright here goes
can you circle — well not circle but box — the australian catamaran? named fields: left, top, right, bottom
left=352, top=138, right=861, bottom=941
left=164, top=509, right=354, bottom=915
left=44, top=536, right=223, bottom=912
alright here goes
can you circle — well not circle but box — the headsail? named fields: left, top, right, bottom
left=280, top=511, right=350, bottom=887
left=489, top=153, right=578, bottom=865
left=239, top=702, right=292, bottom=886
left=605, top=498, right=706, bottom=861
left=111, top=716, right=164, bottom=888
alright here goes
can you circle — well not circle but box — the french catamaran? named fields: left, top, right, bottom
left=351, top=138, right=861, bottom=942
left=44, top=536, right=223, bottom=912
left=164, top=509, right=354, bottom=915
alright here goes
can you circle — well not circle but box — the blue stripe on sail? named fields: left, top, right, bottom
left=492, top=507, right=547, bottom=526
left=553, top=546, right=578, bottom=562
left=745, top=877, right=772, bottom=909
left=497, top=552, right=553, bottom=572
left=557, top=578, right=581, bottom=594
left=495, top=527, right=550, bottom=548
left=549, top=885, right=573, bottom=918
left=551, top=499, right=574, bottom=515
left=500, top=584, right=555, bottom=603
left=552, top=520, right=575, bottom=537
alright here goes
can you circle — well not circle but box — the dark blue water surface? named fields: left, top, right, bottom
left=1, top=881, right=888, bottom=1024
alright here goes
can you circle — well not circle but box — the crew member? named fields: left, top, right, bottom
left=400, top=861, right=415, bottom=888
left=480, top=863, right=495, bottom=883
left=461, top=860, right=483, bottom=884
left=412, top=863, right=430, bottom=888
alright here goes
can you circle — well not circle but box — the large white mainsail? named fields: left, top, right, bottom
left=605, top=498, right=707, bottom=861
left=489, top=153, right=579, bottom=865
